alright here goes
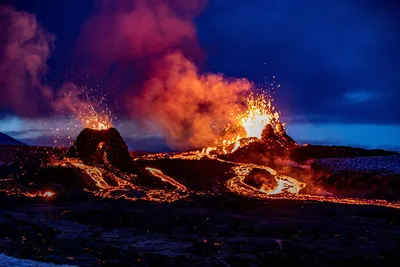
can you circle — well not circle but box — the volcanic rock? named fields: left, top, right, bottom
left=220, top=124, right=298, bottom=166
left=261, top=124, right=297, bottom=149
left=244, top=168, right=277, bottom=191
left=315, top=171, right=394, bottom=199
left=69, top=128, right=140, bottom=173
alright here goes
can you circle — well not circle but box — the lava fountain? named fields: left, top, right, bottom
left=237, top=94, right=280, bottom=139
left=138, top=93, right=400, bottom=209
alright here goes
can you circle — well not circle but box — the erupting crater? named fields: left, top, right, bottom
left=1, top=93, right=400, bottom=209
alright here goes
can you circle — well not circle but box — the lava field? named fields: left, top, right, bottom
left=0, top=126, right=400, bottom=266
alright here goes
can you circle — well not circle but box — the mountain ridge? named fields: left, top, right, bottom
left=0, top=132, right=26, bottom=146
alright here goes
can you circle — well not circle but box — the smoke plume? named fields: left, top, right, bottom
left=0, top=6, right=55, bottom=116
left=76, top=0, right=205, bottom=76
left=131, top=51, right=251, bottom=149
left=78, top=0, right=254, bottom=149
left=1, top=1, right=256, bottom=149
left=0, top=6, right=111, bottom=127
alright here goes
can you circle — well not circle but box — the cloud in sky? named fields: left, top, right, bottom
left=0, top=6, right=55, bottom=117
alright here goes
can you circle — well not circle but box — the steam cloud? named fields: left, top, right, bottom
left=78, top=0, right=205, bottom=65
left=0, top=6, right=107, bottom=125
left=1, top=1, right=256, bottom=149
left=78, top=0, right=253, bottom=149
left=131, top=51, right=251, bottom=149
left=0, top=6, right=55, bottom=116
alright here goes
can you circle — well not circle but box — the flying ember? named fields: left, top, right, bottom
left=66, top=87, right=114, bottom=131
left=237, top=94, right=280, bottom=139
left=80, top=105, right=113, bottom=131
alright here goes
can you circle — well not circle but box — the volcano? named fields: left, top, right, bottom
left=1, top=124, right=400, bottom=266
left=219, top=123, right=297, bottom=166
left=69, top=127, right=140, bottom=173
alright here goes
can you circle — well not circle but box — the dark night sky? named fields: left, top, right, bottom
left=0, top=0, right=399, bottom=150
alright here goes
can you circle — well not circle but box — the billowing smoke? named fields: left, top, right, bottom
left=131, top=51, right=251, bottom=149
left=0, top=6, right=110, bottom=129
left=0, top=6, right=55, bottom=116
left=78, top=0, right=253, bottom=149
left=76, top=0, right=205, bottom=76
left=1, top=1, right=257, bottom=149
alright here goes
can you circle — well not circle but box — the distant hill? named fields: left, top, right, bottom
left=0, top=132, right=26, bottom=146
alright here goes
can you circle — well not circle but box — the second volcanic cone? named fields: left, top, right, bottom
left=69, top=127, right=140, bottom=173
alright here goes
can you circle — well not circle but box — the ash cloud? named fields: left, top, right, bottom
left=131, top=51, right=251, bottom=149
left=76, top=0, right=206, bottom=78
left=0, top=6, right=113, bottom=125
left=77, top=0, right=253, bottom=149
left=0, top=6, right=55, bottom=117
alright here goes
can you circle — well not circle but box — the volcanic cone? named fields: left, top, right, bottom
left=260, top=123, right=297, bottom=149
left=69, top=128, right=140, bottom=173
left=220, top=123, right=298, bottom=166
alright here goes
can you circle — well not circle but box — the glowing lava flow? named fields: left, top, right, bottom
left=42, top=191, right=55, bottom=197
left=226, top=163, right=400, bottom=209
left=146, top=167, right=187, bottom=192
left=50, top=156, right=188, bottom=203
left=0, top=188, right=56, bottom=199
left=140, top=150, right=400, bottom=209
left=52, top=158, right=116, bottom=189
left=218, top=156, right=400, bottom=208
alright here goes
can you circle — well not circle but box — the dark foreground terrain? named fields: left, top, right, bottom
left=0, top=144, right=400, bottom=266
left=1, top=192, right=400, bottom=267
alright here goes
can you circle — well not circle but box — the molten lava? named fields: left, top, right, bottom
left=138, top=93, right=400, bottom=209
left=218, top=94, right=283, bottom=153
left=78, top=104, right=113, bottom=131
left=237, top=94, right=280, bottom=139
left=146, top=167, right=187, bottom=192
left=2, top=92, right=399, bottom=209
left=42, top=191, right=55, bottom=197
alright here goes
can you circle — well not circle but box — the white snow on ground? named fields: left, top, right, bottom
left=0, top=254, right=76, bottom=267
left=314, top=155, right=400, bottom=174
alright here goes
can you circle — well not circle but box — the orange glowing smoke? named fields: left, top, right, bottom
left=131, top=51, right=252, bottom=149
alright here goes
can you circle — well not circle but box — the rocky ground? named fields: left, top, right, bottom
left=313, top=155, right=400, bottom=175
left=1, top=144, right=400, bottom=266
left=1, top=192, right=400, bottom=266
